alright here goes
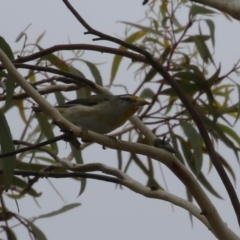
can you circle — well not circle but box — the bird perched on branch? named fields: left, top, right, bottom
left=32, top=94, right=150, bottom=134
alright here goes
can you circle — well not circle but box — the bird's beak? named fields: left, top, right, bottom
left=135, top=97, right=150, bottom=106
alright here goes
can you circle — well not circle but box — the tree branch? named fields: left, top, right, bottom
left=2, top=167, right=213, bottom=235
left=61, top=0, right=240, bottom=228
left=0, top=32, right=239, bottom=240
left=191, top=0, right=240, bottom=21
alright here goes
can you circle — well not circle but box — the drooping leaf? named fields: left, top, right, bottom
left=179, top=137, right=222, bottom=198
left=38, top=203, right=81, bottom=219
left=0, top=109, right=16, bottom=191
left=203, top=117, right=239, bottom=161
left=189, top=5, right=216, bottom=18
left=116, top=135, right=123, bottom=170
left=16, top=100, right=28, bottom=124
left=1, top=226, right=17, bottom=240
left=143, top=68, right=157, bottom=82
left=4, top=176, right=41, bottom=198
left=78, top=178, right=87, bottom=197
left=161, top=81, right=199, bottom=96
left=186, top=188, right=193, bottom=226
left=35, top=114, right=58, bottom=154
left=218, top=123, right=240, bottom=147
left=70, top=143, right=83, bottom=164
left=173, top=71, right=204, bottom=83
left=35, top=31, right=46, bottom=45
left=110, top=30, right=146, bottom=84
left=180, top=122, right=203, bottom=176
left=183, top=35, right=210, bottom=43
left=214, top=152, right=236, bottom=184
left=81, top=60, right=103, bottom=86
left=50, top=81, right=66, bottom=105
left=4, top=74, right=15, bottom=110
left=37, top=46, right=85, bottom=77
left=27, top=221, right=47, bottom=240
left=198, top=172, right=222, bottom=198
left=160, top=45, right=171, bottom=64
left=234, top=85, right=240, bottom=126
left=0, top=36, right=14, bottom=60
left=169, top=131, right=184, bottom=164
left=194, top=35, right=213, bottom=64
left=205, top=19, right=215, bottom=46
left=131, top=153, right=162, bottom=189
left=119, top=21, right=162, bottom=35
left=70, top=143, right=86, bottom=196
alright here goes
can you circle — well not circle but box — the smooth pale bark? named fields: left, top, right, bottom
left=192, top=0, right=240, bottom=21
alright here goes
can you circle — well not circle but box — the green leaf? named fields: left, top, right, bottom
left=234, top=85, right=240, bottom=126
left=35, top=114, right=58, bottom=154
left=189, top=5, right=216, bottom=17
left=1, top=226, right=17, bottom=240
left=203, top=117, right=239, bottom=161
left=38, top=203, right=81, bottom=219
left=179, top=137, right=194, bottom=168
left=131, top=153, right=162, bottom=189
left=0, top=36, right=14, bottom=60
left=27, top=221, right=47, bottom=240
left=140, top=88, right=155, bottom=99
left=194, top=35, right=213, bottom=64
left=54, top=91, right=65, bottom=105
left=160, top=45, right=171, bottom=64
left=161, top=81, right=199, bottom=96
left=205, top=64, right=221, bottom=88
left=116, top=135, right=123, bottom=170
left=186, top=188, right=193, bottom=226
left=70, top=143, right=83, bottom=164
left=218, top=123, right=240, bottom=146
left=35, top=31, right=46, bottom=45
left=169, top=131, right=184, bottom=164
left=81, top=60, right=103, bottom=86
left=179, top=137, right=222, bottom=198
left=4, top=176, right=41, bottom=197
left=143, top=68, right=157, bottom=82
left=205, top=19, right=215, bottom=46
left=180, top=121, right=203, bottom=176
left=173, top=71, right=203, bottom=83
left=69, top=143, right=86, bottom=196
left=183, top=35, right=210, bottom=43
left=182, top=34, right=213, bottom=63
left=217, top=153, right=236, bottom=184
left=4, top=74, right=15, bottom=110
left=198, top=172, right=222, bottom=198
left=119, top=21, right=162, bottom=35
left=37, top=46, right=85, bottom=77
left=0, top=109, right=16, bottom=191
left=110, top=30, right=146, bottom=84
left=78, top=178, right=87, bottom=196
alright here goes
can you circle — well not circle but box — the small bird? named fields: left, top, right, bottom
left=32, top=94, right=150, bottom=134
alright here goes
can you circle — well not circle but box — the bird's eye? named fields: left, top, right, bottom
left=119, top=95, right=133, bottom=102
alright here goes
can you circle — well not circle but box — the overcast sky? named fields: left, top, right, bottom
left=1, top=1, right=240, bottom=239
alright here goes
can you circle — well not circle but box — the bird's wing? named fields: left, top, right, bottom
left=55, top=94, right=110, bottom=108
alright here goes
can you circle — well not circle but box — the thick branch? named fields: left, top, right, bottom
left=61, top=0, right=240, bottom=228
left=4, top=166, right=212, bottom=234
left=191, top=0, right=240, bottom=21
